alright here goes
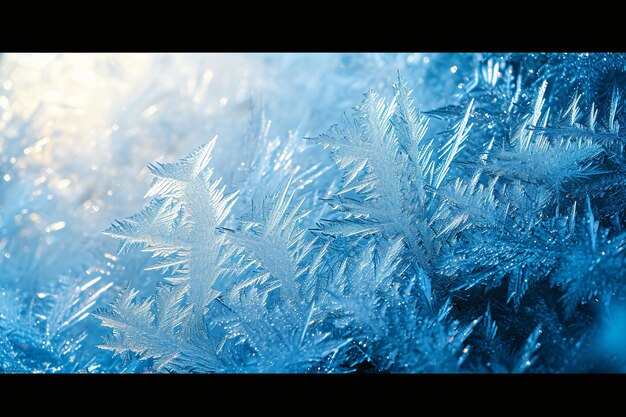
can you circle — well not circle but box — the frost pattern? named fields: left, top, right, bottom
left=1, top=53, right=625, bottom=373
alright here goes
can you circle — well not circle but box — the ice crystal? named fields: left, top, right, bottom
left=1, top=53, right=624, bottom=373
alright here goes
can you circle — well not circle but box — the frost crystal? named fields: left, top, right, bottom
left=1, top=53, right=625, bottom=373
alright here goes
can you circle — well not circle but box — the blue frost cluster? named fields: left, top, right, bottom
left=1, top=53, right=625, bottom=373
